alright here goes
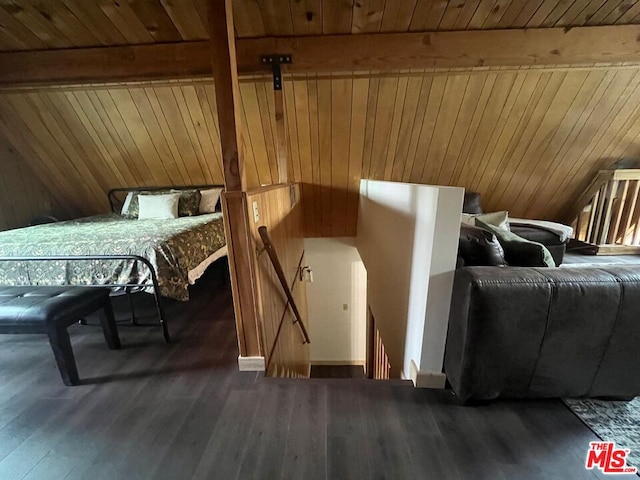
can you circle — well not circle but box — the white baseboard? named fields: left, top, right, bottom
left=409, top=360, right=446, bottom=389
left=237, top=355, right=265, bottom=372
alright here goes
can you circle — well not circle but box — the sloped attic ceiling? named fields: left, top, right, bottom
left=1, top=0, right=640, bottom=235
left=2, top=0, right=639, bottom=50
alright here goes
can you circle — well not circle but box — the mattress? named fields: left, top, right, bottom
left=0, top=213, right=227, bottom=301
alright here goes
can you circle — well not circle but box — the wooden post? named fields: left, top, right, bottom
left=274, top=89, right=288, bottom=184
left=208, top=0, right=245, bottom=192
left=208, top=0, right=261, bottom=359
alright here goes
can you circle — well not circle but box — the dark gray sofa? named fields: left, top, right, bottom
left=444, top=265, right=640, bottom=402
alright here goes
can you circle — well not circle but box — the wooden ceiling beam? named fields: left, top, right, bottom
left=2, top=25, right=640, bottom=87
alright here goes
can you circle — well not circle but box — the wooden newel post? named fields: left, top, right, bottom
left=208, top=0, right=261, bottom=359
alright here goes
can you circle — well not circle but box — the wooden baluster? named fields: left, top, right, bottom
left=610, top=180, right=629, bottom=244
left=376, top=330, right=382, bottom=380
left=599, top=180, right=618, bottom=245
left=592, top=182, right=609, bottom=244
left=586, top=187, right=602, bottom=243
left=633, top=190, right=640, bottom=246
left=624, top=180, right=640, bottom=245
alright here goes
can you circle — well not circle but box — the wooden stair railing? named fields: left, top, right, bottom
left=569, top=168, right=640, bottom=254
left=258, top=226, right=310, bottom=346
left=366, top=308, right=391, bottom=380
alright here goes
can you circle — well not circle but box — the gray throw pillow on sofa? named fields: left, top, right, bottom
left=476, top=219, right=555, bottom=268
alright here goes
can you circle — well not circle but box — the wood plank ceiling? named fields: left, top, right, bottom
left=2, top=1, right=640, bottom=235
left=1, top=0, right=640, bottom=50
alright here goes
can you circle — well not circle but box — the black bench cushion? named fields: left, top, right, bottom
left=0, top=286, right=111, bottom=327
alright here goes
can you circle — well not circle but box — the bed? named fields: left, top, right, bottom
left=0, top=185, right=227, bottom=342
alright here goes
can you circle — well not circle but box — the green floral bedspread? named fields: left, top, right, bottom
left=0, top=213, right=226, bottom=301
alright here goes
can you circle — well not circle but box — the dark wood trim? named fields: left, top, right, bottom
left=3, top=25, right=640, bottom=87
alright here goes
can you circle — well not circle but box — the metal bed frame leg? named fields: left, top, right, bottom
left=153, top=289, right=170, bottom=343
left=126, top=287, right=138, bottom=325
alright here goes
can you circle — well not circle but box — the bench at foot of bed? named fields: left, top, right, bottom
left=0, top=286, right=120, bottom=386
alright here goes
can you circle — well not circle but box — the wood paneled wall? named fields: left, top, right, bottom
left=286, top=65, right=640, bottom=231
left=3, top=64, right=640, bottom=234
left=0, top=84, right=227, bottom=215
left=245, top=184, right=310, bottom=377
left=0, top=137, right=69, bottom=231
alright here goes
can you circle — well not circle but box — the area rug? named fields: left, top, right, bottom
left=564, top=397, right=640, bottom=471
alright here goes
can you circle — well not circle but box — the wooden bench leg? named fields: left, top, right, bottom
left=46, top=324, right=80, bottom=386
left=99, top=300, right=120, bottom=350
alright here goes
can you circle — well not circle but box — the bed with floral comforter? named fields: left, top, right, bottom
left=0, top=213, right=226, bottom=301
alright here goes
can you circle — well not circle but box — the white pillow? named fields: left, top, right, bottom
left=138, top=193, right=180, bottom=220
left=199, top=188, right=223, bottom=213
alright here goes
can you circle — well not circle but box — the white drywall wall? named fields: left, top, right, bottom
left=356, top=180, right=463, bottom=382
left=304, top=238, right=367, bottom=364
left=420, top=187, right=466, bottom=373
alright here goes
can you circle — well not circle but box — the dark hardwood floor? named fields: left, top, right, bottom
left=0, top=265, right=635, bottom=480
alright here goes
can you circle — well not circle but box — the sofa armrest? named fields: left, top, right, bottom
left=445, top=266, right=635, bottom=401
left=444, top=267, right=552, bottom=402
left=510, top=225, right=567, bottom=265
left=510, top=225, right=565, bottom=245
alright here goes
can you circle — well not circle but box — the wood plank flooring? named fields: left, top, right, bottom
left=0, top=266, right=635, bottom=479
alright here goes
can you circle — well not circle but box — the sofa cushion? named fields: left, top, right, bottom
left=477, top=219, right=555, bottom=267
left=458, top=224, right=508, bottom=267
